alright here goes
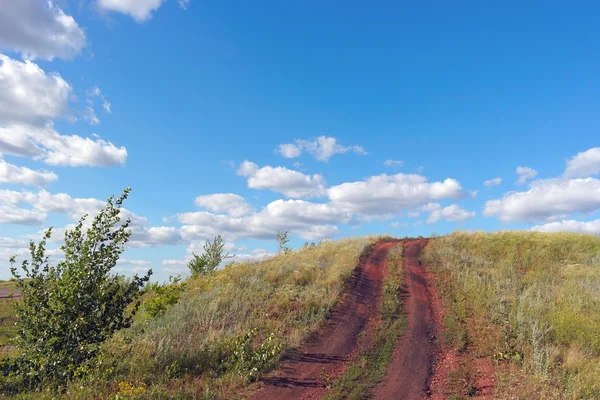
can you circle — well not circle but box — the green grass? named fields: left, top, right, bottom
left=5, top=237, right=376, bottom=399
left=323, top=243, right=407, bottom=400
left=423, top=231, right=600, bottom=399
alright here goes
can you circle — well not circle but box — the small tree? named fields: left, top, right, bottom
left=276, top=231, right=291, bottom=254
left=2, top=188, right=151, bottom=390
left=188, top=235, right=233, bottom=276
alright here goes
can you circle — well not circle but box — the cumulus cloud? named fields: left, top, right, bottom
left=0, top=0, right=86, bottom=60
left=327, top=173, right=464, bottom=216
left=194, top=193, right=252, bottom=217
left=0, top=158, right=57, bottom=187
left=237, top=161, right=326, bottom=198
left=0, top=189, right=183, bottom=247
left=0, top=124, right=127, bottom=167
left=516, top=166, right=538, bottom=185
left=0, top=204, right=46, bottom=225
left=426, top=203, right=476, bottom=224
left=564, top=147, right=600, bottom=178
left=384, top=159, right=404, bottom=167
left=277, top=136, right=367, bottom=161
left=117, top=259, right=152, bottom=266
left=531, top=219, right=600, bottom=235
left=0, top=54, right=71, bottom=126
left=483, top=177, right=502, bottom=187
left=484, top=178, right=600, bottom=223
left=178, top=198, right=347, bottom=241
left=129, top=226, right=184, bottom=248
left=97, top=0, right=167, bottom=22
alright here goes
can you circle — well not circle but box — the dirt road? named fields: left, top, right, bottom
left=247, top=241, right=398, bottom=400
left=372, top=238, right=434, bottom=400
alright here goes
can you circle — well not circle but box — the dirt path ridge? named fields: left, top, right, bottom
left=372, top=239, right=434, bottom=400
left=247, top=241, right=398, bottom=400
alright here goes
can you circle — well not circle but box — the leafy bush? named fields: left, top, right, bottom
left=188, top=235, right=233, bottom=276
left=1, top=188, right=151, bottom=391
left=144, top=276, right=187, bottom=318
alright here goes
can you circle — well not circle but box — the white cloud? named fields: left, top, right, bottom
left=484, top=178, right=600, bottom=223
left=327, top=173, right=464, bottom=216
left=390, top=221, right=408, bottom=228
left=0, top=205, right=45, bottom=225
left=0, top=189, right=183, bottom=248
left=194, top=193, right=252, bottom=217
left=384, top=159, right=404, bottom=167
left=237, top=161, right=326, bottom=198
left=483, top=177, right=502, bottom=187
left=117, top=259, right=152, bottom=266
left=84, top=107, right=100, bottom=125
left=276, top=143, right=302, bottom=158
left=178, top=0, right=191, bottom=10
left=516, top=166, right=538, bottom=185
left=178, top=198, right=347, bottom=241
left=0, top=158, right=57, bottom=187
left=162, top=259, right=187, bottom=266
left=531, top=219, right=600, bottom=235
left=426, top=203, right=476, bottom=224
left=0, top=237, right=27, bottom=248
left=0, top=54, right=71, bottom=126
left=0, top=124, right=128, bottom=167
left=0, top=0, right=86, bottom=60
left=129, top=226, right=184, bottom=248
left=564, top=147, right=600, bottom=178
left=97, top=0, right=166, bottom=22
left=277, top=136, right=367, bottom=161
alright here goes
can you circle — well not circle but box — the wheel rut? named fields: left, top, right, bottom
left=246, top=241, right=398, bottom=400
left=372, top=238, right=434, bottom=400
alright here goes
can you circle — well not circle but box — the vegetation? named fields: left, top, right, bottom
left=423, top=231, right=600, bottom=399
left=324, top=243, right=407, bottom=400
left=276, top=230, right=291, bottom=254
left=0, top=189, right=152, bottom=393
left=3, top=237, right=374, bottom=398
left=188, top=235, right=234, bottom=276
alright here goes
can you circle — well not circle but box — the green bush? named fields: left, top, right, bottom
left=1, top=188, right=151, bottom=391
left=188, top=235, right=233, bottom=276
left=144, top=276, right=187, bottom=318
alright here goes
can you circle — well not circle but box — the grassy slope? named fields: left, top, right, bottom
left=11, top=237, right=376, bottom=399
left=423, top=231, right=600, bottom=399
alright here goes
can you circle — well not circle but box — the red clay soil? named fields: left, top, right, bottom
left=246, top=241, right=398, bottom=400
left=372, top=239, right=434, bottom=400
left=0, top=289, right=19, bottom=299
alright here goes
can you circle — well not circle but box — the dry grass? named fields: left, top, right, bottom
left=423, top=231, right=600, bottom=399
left=8, top=237, right=376, bottom=399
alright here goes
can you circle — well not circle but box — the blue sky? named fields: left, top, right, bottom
left=1, top=1, right=599, bottom=281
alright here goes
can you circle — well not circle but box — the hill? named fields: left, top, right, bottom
left=1, top=232, right=599, bottom=399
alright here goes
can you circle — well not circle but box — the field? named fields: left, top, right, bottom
left=1, top=232, right=600, bottom=399
left=423, top=231, right=600, bottom=399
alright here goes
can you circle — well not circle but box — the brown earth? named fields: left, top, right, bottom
left=372, top=238, right=434, bottom=400
left=0, top=289, right=19, bottom=299
left=246, top=240, right=398, bottom=400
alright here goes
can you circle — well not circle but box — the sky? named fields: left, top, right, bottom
left=0, top=0, right=599, bottom=282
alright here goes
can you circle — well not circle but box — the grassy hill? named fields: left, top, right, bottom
left=4, top=237, right=379, bottom=399
left=1, top=232, right=600, bottom=399
left=424, top=231, right=600, bottom=399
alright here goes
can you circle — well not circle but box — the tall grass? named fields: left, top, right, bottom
left=16, top=237, right=375, bottom=399
left=423, top=231, right=600, bottom=399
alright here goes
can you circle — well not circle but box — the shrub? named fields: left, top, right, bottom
left=188, top=235, right=233, bottom=276
left=1, top=188, right=151, bottom=391
left=144, top=276, right=187, bottom=318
